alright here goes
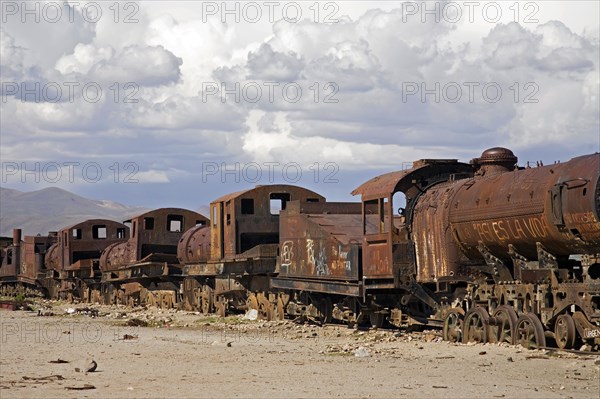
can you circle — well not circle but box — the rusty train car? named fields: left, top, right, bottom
left=1, top=147, right=598, bottom=350
left=99, top=208, right=208, bottom=307
left=0, top=229, right=57, bottom=297
left=45, top=219, right=129, bottom=301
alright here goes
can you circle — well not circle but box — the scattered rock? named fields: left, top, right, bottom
left=22, top=375, right=64, bottom=381
left=37, top=310, right=54, bottom=317
left=354, top=347, right=370, bottom=357
left=127, top=318, right=148, bottom=327
left=479, top=351, right=487, bottom=355
left=48, top=359, right=69, bottom=364
left=65, top=384, right=96, bottom=390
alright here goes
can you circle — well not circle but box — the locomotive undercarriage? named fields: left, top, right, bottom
left=441, top=253, right=600, bottom=350
left=0, top=279, right=46, bottom=298
left=4, top=263, right=599, bottom=352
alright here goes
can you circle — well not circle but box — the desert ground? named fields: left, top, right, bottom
left=1, top=302, right=598, bottom=399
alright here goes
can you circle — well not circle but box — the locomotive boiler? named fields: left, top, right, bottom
left=407, top=148, right=600, bottom=349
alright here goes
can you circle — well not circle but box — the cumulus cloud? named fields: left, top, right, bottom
left=247, top=43, right=304, bottom=81
left=1, top=2, right=598, bottom=208
left=89, top=45, right=182, bottom=86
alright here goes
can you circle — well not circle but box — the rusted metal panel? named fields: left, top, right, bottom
left=47, top=219, right=129, bottom=276
left=177, top=225, right=210, bottom=264
left=412, top=182, right=466, bottom=282
left=279, top=201, right=362, bottom=281
left=100, top=208, right=208, bottom=271
left=208, top=184, right=325, bottom=262
left=449, top=152, right=600, bottom=262
left=363, top=236, right=391, bottom=277
left=23, top=235, right=56, bottom=280
left=270, top=277, right=361, bottom=296
left=0, top=230, right=57, bottom=282
left=351, top=159, right=470, bottom=200
left=352, top=160, right=474, bottom=284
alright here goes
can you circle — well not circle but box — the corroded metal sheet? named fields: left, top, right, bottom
left=209, top=184, right=326, bottom=262
left=449, top=153, right=600, bottom=261
left=412, top=182, right=464, bottom=282
left=46, top=219, right=128, bottom=275
left=352, top=159, right=471, bottom=200
left=0, top=229, right=56, bottom=282
left=177, top=225, right=210, bottom=264
left=100, top=208, right=208, bottom=271
left=279, top=202, right=362, bottom=281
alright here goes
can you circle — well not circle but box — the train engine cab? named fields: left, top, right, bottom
left=44, top=219, right=129, bottom=301
left=180, top=184, right=325, bottom=316
left=99, top=208, right=208, bottom=307
left=350, top=157, right=474, bottom=327
left=0, top=229, right=57, bottom=297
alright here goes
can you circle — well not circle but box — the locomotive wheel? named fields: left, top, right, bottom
left=147, top=292, right=157, bottom=307
left=442, top=309, right=464, bottom=343
left=246, top=293, right=258, bottom=311
left=215, top=296, right=227, bottom=317
left=554, top=314, right=576, bottom=350
left=257, top=293, right=273, bottom=321
left=274, top=297, right=285, bottom=321
left=161, top=292, right=173, bottom=309
left=515, top=313, right=546, bottom=349
left=462, top=307, right=489, bottom=344
left=201, top=286, right=214, bottom=315
left=492, top=305, right=517, bottom=344
left=182, top=290, right=193, bottom=311
left=193, top=288, right=202, bottom=311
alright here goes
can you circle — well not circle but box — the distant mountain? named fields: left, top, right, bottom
left=0, top=187, right=149, bottom=236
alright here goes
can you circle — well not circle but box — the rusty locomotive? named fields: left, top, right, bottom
left=1, top=147, right=598, bottom=350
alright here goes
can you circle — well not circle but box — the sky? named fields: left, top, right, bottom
left=1, top=0, right=599, bottom=211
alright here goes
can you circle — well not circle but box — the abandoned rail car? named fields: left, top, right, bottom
left=99, top=208, right=208, bottom=307
left=44, top=219, right=129, bottom=301
left=0, top=229, right=57, bottom=297
left=179, top=184, right=328, bottom=317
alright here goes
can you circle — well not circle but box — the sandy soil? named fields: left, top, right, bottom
left=1, top=302, right=598, bottom=399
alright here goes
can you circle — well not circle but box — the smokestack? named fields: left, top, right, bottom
left=12, top=229, right=21, bottom=272
left=12, top=229, right=21, bottom=246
